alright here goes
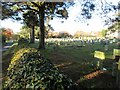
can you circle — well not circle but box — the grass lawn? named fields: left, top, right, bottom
left=39, top=42, right=118, bottom=88
left=2, top=41, right=119, bottom=89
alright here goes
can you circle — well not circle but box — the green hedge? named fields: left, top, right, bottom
left=3, top=48, right=74, bottom=89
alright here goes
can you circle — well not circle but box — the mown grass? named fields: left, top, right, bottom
left=2, top=41, right=119, bottom=89
left=33, top=42, right=118, bottom=88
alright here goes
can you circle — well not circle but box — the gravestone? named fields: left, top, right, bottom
left=94, top=51, right=105, bottom=60
left=113, top=49, right=120, bottom=59
left=104, top=45, right=108, bottom=51
left=116, top=59, right=120, bottom=88
left=112, top=49, right=120, bottom=77
left=94, top=51, right=105, bottom=70
left=118, top=59, right=120, bottom=70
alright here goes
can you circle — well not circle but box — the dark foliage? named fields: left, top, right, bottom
left=3, top=48, right=74, bottom=90
left=18, top=38, right=29, bottom=46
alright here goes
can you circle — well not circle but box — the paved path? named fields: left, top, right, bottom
left=0, top=42, right=13, bottom=52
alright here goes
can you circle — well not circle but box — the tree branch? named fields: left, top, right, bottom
left=31, top=2, right=41, bottom=9
left=26, top=4, right=39, bottom=13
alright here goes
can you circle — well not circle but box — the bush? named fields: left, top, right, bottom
left=18, top=38, right=29, bottom=46
left=3, top=48, right=74, bottom=90
left=7, top=48, right=37, bottom=71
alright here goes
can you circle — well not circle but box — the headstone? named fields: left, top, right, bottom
left=104, top=45, right=108, bottom=51
left=94, top=51, right=105, bottom=60
left=94, top=51, right=105, bottom=70
left=112, top=62, right=118, bottom=77
left=113, top=49, right=120, bottom=57
left=113, top=38, right=116, bottom=43
left=116, top=59, right=120, bottom=87
left=112, top=49, right=120, bottom=77
left=118, top=59, right=120, bottom=70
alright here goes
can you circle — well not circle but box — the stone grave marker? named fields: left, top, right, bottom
left=94, top=51, right=105, bottom=70
left=112, top=49, right=120, bottom=77
left=116, top=59, right=120, bottom=88
left=118, top=59, right=120, bottom=70
left=113, top=49, right=120, bottom=57
left=94, top=51, right=105, bottom=60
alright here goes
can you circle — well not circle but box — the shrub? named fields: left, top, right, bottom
left=7, top=48, right=37, bottom=71
left=18, top=38, right=29, bottom=46
left=3, top=48, right=74, bottom=90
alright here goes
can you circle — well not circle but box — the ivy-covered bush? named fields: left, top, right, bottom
left=18, top=38, right=29, bottom=46
left=8, top=48, right=37, bottom=71
left=3, top=48, right=74, bottom=89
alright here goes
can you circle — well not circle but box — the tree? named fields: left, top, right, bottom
left=74, top=31, right=83, bottom=38
left=73, top=0, right=119, bottom=24
left=100, top=29, right=108, bottom=37
left=104, top=12, right=120, bottom=38
left=31, top=2, right=69, bottom=49
left=18, top=25, right=31, bottom=39
left=23, top=11, right=38, bottom=43
left=1, top=2, right=69, bottom=49
left=45, top=24, right=54, bottom=38
left=12, top=34, right=20, bottom=41
left=58, top=31, right=71, bottom=38
left=0, top=28, right=14, bottom=44
left=108, top=13, right=120, bottom=32
left=1, top=1, right=119, bottom=49
left=2, top=28, right=14, bottom=40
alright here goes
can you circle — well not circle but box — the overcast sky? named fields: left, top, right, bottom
left=0, top=0, right=119, bottom=34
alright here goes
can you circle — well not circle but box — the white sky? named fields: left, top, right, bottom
left=0, top=19, right=23, bottom=34
left=0, top=0, right=119, bottom=34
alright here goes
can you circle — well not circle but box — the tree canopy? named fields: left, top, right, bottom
left=1, top=1, right=70, bottom=49
left=1, top=0, right=119, bottom=49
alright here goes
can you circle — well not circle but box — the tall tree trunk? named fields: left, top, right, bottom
left=30, top=25, right=35, bottom=43
left=38, top=3, right=45, bottom=49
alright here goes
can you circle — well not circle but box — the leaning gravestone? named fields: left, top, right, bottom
left=94, top=51, right=105, bottom=70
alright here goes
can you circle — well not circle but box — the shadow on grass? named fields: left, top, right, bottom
left=76, top=70, right=118, bottom=88
left=2, top=53, right=13, bottom=76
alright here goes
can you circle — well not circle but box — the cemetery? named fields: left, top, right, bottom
left=1, top=1, right=120, bottom=89
left=1, top=37, right=120, bottom=89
